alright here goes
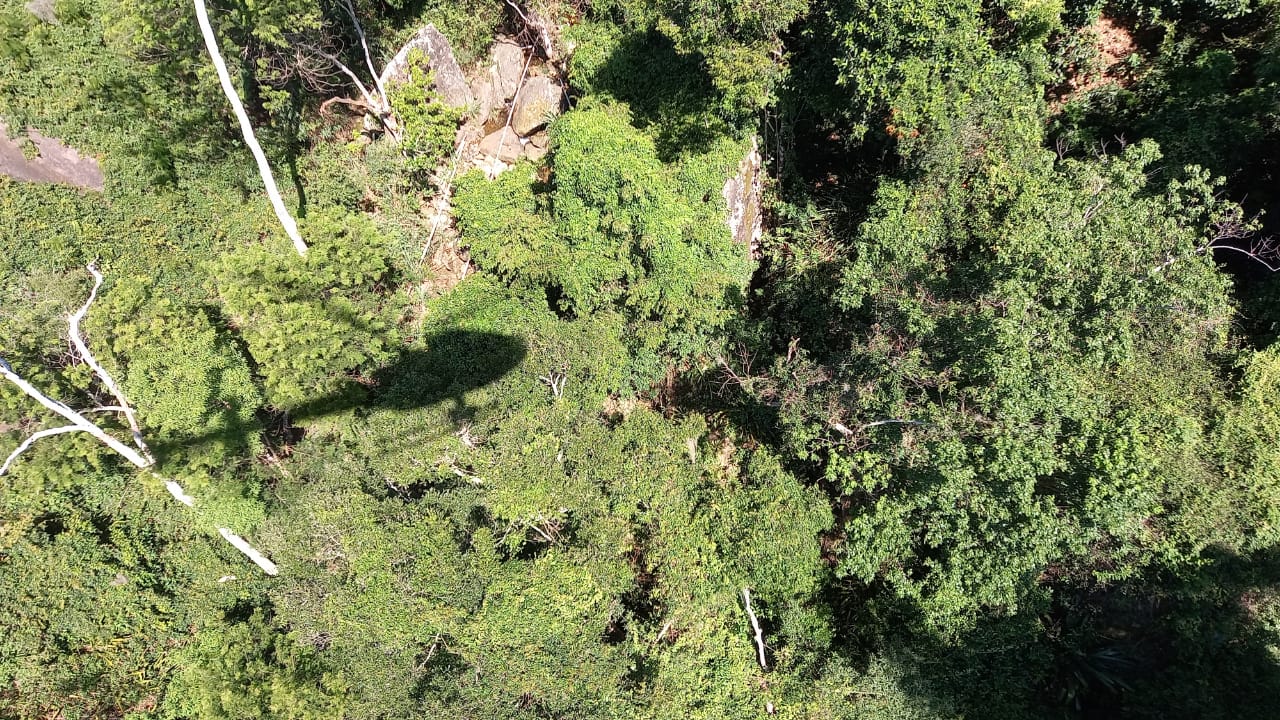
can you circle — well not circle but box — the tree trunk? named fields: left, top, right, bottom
left=193, top=0, right=308, bottom=256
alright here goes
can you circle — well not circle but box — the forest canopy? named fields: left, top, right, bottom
left=1, top=0, right=1279, bottom=717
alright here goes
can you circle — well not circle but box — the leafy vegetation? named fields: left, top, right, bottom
left=3, top=0, right=1280, bottom=717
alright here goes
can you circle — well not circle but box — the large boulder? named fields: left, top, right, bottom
left=469, top=76, right=503, bottom=125
left=722, top=139, right=762, bottom=259
left=523, top=132, right=550, bottom=161
left=25, top=0, right=56, bottom=24
left=466, top=41, right=528, bottom=125
left=0, top=123, right=103, bottom=190
left=478, top=129, right=523, bottom=164
left=490, top=42, right=526, bottom=100
left=511, top=76, right=564, bottom=137
left=380, top=24, right=473, bottom=109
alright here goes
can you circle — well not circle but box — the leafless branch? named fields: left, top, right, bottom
left=539, top=371, right=566, bottom=398
left=306, top=45, right=381, bottom=109
left=193, top=0, right=307, bottom=255
left=0, top=425, right=83, bottom=475
left=0, top=361, right=151, bottom=471
left=0, top=265, right=279, bottom=576
left=504, top=0, right=556, bottom=61
left=742, top=587, right=769, bottom=670
left=69, top=264, right=151, bottom=459
left=861, top=419, right=925, bottom=430
left=219, top=527, right=280, bottom=575
left=339, top=0, right=391, bottom=106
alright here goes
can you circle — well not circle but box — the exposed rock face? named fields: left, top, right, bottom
left=522, top=134, right=547, bottom=161
left=0, top=123, right=103, bottom=190
left=25, top=0, right=57, bottom=24
left=722, top=138, right=762, bottom=259
left=470, top=76, right=502, bottom=125
left=380, top=24, right=473, bottom=108
left=490, top=42, right=526, bottom=100
left=478, top=129, right=523, bottom=164
left=467, top=41, right=526, bottom=125
left=511, top=76, right=564, bottom=136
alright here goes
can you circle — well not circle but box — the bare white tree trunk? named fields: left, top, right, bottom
left=192, top=0, right=307, bottom=256
left=69, top=264, right=151, bottom=458
left=219, top=528, right=280, bottom=575
left=0, top=363, right=152, bottom=470
left=742, top=588, right=769, bottom=670
left=306, top=45, right=401, bottom=141
left=0, top=266, right=280, bottom=576
left=340, top=0, right=392, bottom=106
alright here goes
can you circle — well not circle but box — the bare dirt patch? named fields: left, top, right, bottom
left=1050, top=14, right=1140, bottom=110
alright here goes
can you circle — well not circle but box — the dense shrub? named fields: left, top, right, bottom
left=212, top=208, right=401, bottom=410
left=455, top=106, right=754, bottom=384
left=388, top=51, right=464, bottom=176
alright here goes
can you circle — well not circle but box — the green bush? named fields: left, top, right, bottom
left=388, top=50, right=464, bottom=176
left=96, top=277, right=263, bottom=467
left=162, top=610, right=347, bottom=720
left=212, top=208, right=401, bottom=410
left=454, top=106, right=754, bottom=385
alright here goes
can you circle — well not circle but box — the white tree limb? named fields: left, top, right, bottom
left=742, top=587, right=769, bottom=670
left=308, top=46, right=401, bottom=141
left=192, top=0, right=308, bottom=256
left=504, top=0, right=556, bottom=61
left=339, top=0, right=392, bottom=108
left=309, top=46, right=381, bottom=110
left=0, top=266, right=280, bottom=577
left=219, top=527, right=280, bottom=575
left=162, top=477, right=196, bottom=507
left=0, top=363, right=151, bottom=470
left=68, top=264, right=151, bottom=459
left=0, top=425, right=84, bottom=475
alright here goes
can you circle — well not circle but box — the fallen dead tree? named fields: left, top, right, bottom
left=0, top=264, right=279, bottom=576
left=193, top=0, right=307, bottom=257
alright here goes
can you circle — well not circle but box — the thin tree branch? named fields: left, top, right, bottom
left=218, top=527, right=280, bottom=575
left=68, top=264, right=151, bottom=460
left=504, top=0, right=556, bottom=61
left=0, top=425, right=84, bottom=475
left=1207, top=243, right=1280, bottom=272
left=861, top=419, right=924, bottom=430
left=339, top=0, right=391, bottom=107
left=0, top=363, right=151, bottom=470
left=484, top=49, right=533, bottom=178
left=742, top=588, right=769, bottom=670
left=0, top=267, right=280, bottom=577
left=192, top=0, right=307, bottom=256
left=307, top=46, right=380, bottom=109
left=160, top=475, right=196, bottom=507
left=305, top=45, right=401, bottom=140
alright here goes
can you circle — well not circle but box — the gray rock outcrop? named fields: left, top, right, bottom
left=0, top=123, right=103, bottom=191
left=491, top=42, right=526, bottom=100
left=466, top=40, right=529, bottom=125
left=523, top=132, right=549, bottom=161
left=722, top=139, right=762, bottom=259
left=511, top=76, right=564, bottom=136
left=380, top=24, right=473, bottom=108
left=478, top=129, right=523, bottom=164
left=25, top=0, right=57, bottom=24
